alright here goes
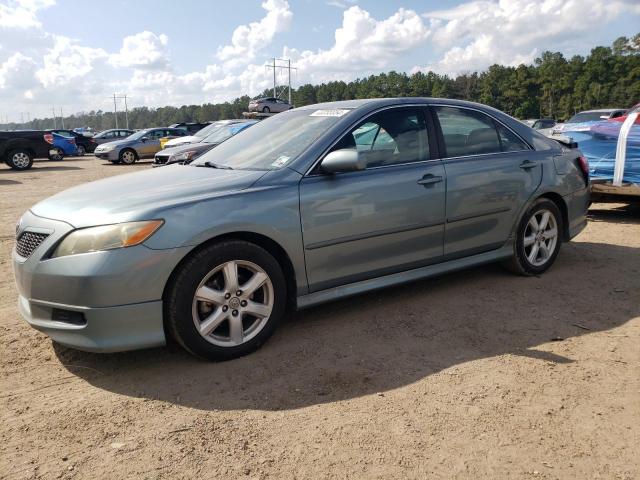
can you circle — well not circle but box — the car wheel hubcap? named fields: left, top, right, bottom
left=524, top=209, right=558, bottom=267
left=122, top=151, right=134, bottom=163
left=13, top=153, right=29, bottom=167
left=192, top=260, right=274, bottom=347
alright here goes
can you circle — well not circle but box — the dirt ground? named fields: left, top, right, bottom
left=1, top=156, right=638, bottom=480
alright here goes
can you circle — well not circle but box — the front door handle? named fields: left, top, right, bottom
left=519, top=160, right=537, bottom=170
left=417, top=174, right=443, bottom=186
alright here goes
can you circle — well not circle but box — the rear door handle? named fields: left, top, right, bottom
left=519, top=160, right=537, bottom=170
left=417, top=174, right=443, bottom=186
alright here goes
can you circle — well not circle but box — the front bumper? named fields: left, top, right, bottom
left=94, top=149, right=119, bottom=161
left=13, top=210, right=192, bottom=352
left=18, top=296, right=164, bottom=352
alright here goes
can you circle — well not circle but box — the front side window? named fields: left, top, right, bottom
left=332, top=108, right=428, bottom=168
left=434, top=106, right=528, bottom=157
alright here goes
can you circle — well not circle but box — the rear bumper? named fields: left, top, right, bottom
left=18, top=296, right=165, bottom=352
left=564, top=186, right=590, bottom=239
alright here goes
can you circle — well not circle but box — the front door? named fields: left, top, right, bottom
left=299, top=107, right=446, bottom=292
left=432, top=105, right=543, bottom=257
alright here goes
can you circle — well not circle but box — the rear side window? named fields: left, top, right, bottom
left=435, top=106, right=529, bottom=157
left=496, top=123, right=529, bottom=152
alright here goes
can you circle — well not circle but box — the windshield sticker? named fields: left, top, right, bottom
left=271, top=155, right=291, bottom=168
left=310, top=109, right=350, bottom=117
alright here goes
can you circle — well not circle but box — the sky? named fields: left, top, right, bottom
left=0, top=0, right=639, bottom=121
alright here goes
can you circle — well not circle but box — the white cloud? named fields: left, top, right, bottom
left=326, top=0, right=358, bottom=9
left=0, top=0, right=54, bottom=29
left=417, top=0, right=640, bottom=75
left=217, top=0, right=292, bottom=67
left=287, top=6, right=430, bottom=82
left=35, top=35, right=107, bottom=88
left=0, top=52, right=38, bottom=89
left=108, top=31, right=170, bottom=70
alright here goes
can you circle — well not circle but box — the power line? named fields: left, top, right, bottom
left=265, top=58, right=297, bottom=104
left=111, top=94, right=130, bottom=129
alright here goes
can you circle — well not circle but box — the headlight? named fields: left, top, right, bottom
left=170, top=150, right=197, bottom=162
left=52, top=220, right=163, bottom=258
left=99, top=144, right=115, bottom=152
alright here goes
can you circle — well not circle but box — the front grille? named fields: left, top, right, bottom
left=16, top=231, right=49, bottom=258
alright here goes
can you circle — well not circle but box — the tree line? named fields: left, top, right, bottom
left=6, top=34, right=639, bottom=132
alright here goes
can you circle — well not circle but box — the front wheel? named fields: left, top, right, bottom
left=76, top=145, right=86, bottom=156
left=6, top=149, right=33, bottom=170
left=262, top=106, right=270, bottom=113
left=165, top=240, right=287, bottom=361
left=119, top=148, right=137, bottom=165
left=503, top=198, right=562, bottom=275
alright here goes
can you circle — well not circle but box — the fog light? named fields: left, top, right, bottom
left=51, top=308, right=86, bottom=326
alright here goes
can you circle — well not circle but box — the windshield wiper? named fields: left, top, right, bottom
left=195, top=161, right=233, bottom=170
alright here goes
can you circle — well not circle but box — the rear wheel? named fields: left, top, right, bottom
left=48, top=148, right=64, bottom=161
left=165, top=240, right=287, bottom=361
left=76, top=145, right=86, bottom=156
left=119, top=148, right=137, bottom=165
left=262, top=106, right=270, bottom=113
left=6, top=149, right=33, bottom=170
left=503, top=198, right=562, bottom=275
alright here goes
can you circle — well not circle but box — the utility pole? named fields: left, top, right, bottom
left=52, top=107, right=57, bottom=128
left=113, top=94, right=118, bottom=129
left=123, top=95, right=129, bottom=130
left=60, top=107, right=64, bottom=129
left=272, top=58, right=276, bottom=98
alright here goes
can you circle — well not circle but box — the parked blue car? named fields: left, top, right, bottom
left=13, top=98, right=589, bottom=360
left=46, top=132, right=78, bottom=160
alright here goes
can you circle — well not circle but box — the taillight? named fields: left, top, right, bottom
left=577, top=156, right=589, bottom=184
left=43, top=133, right=53, bottom=144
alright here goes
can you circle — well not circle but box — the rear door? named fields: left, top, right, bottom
left=299, top=106, right=446, bottom=292
left=431, top=105, right=543, bottom=258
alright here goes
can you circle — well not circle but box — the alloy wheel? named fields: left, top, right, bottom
left=12, top=152, right=30, bottom=168
left=121, top=150, right=136, bottom=164
left=523, top=209, right=558, bottom=267
left=191, top=260, right=274, bottom=347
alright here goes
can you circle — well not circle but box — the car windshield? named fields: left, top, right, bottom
left=191, top=109, right=347, bottom=170
left=567, top=112, right=611, bottom=123
left=193, top=122, right=223, bottom=138
left=127, top=129, right=151, bottom=141
left=202, top=123, right=254, bottom=144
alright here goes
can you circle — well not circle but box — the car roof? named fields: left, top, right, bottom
left=579, top=108, right=625, bottom=113
left=297, top=97, right=504, bottom=111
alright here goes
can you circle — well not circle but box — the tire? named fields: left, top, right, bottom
left=503, top=198, right=563, bottom=275
left=76, top=145, right=86, bottom=156
left=262, top=106, right=270, bottom=113
left=48, top=148, right=64, bottom=161
left=165, top=240, right=287, bottom=361
left=119, top=148, right=137, bottom=165
left=6, top=149, right=33, bottom=170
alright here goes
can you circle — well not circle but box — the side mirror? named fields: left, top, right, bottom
left=141, top=136, right=148, bottom=142
left=320, top=148, right=365, bottom=174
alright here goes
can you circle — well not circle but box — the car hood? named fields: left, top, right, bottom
left=162, top=142, right=215, bottom=156
left=31, top=165, right=266, bottom=228
left=165, top=136, right=199, bottom=147
left=95, top=138, right=132, bottom=149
